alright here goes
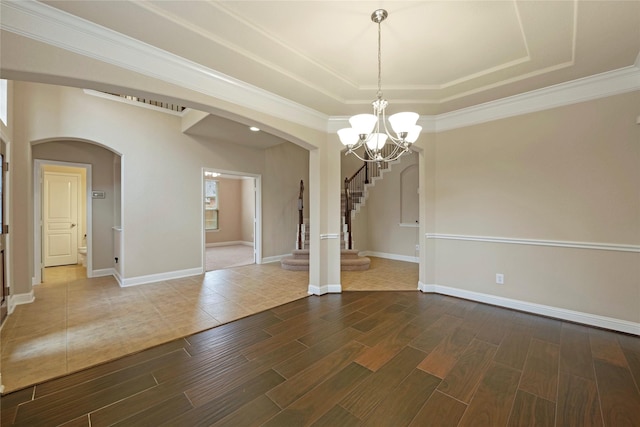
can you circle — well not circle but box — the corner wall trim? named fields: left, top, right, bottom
left=92, top=268, right=115, bottom=278
left=119, top=267, right=203, bottom=287
left=308, top=284, right=342, bottom=295
left=262, top=254, right=288, bottom=264
left=426, top=234, right=640, bottom=253
left=362, top=251, right=419, bottom=264
left=418, top=282, right=640, bottom=335
left=8, top=291, right=36, bottom=314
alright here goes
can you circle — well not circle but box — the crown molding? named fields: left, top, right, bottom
left=434, top=65, right=640, bottom=132
left=0, top=0, right=329, bottom=132
left=1, top=1, right=638, bottom=136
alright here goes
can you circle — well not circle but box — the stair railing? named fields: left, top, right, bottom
left=344, top=177, right=352, bottom=250
left=297, top=180, right=304, bottom=250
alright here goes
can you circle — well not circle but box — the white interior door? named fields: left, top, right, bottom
left=44, top=172, right=79, bottom=267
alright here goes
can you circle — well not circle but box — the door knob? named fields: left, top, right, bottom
left=71, top=224, right=77, bottom=228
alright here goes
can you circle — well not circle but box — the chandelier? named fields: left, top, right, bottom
left=338, top=9, right=422, bottom=163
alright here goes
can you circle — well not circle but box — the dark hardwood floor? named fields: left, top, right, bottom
left=2, top=291, right=640, bottom=426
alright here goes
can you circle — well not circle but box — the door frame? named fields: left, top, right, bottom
left=34, top=159, right=93, bottom=283
left=202, top=168, right=262, bottom=271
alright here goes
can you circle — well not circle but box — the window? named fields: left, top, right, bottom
left=204, top=175, right=219, bottom=230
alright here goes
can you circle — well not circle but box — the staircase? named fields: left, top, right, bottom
left=280, top=223, right=371, bottom=271
left=281, top=156, right=398, bottom=272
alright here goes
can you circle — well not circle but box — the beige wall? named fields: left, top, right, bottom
left=33, top=142, right=116, bottom=271
left=432, top=91, right=640, bottom=323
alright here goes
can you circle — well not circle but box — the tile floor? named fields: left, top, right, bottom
left=1, top=257, right=418, bottom=393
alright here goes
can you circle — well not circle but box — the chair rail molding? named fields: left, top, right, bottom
left=426, top=234, right=640, bottom=253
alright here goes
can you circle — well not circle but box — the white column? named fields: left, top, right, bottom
left=308, top=135, right=342, bottom=295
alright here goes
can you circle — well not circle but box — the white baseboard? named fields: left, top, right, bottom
left=206, top=241, right=253, bottom=248
left=361, top=251, right=419, bottom=264
left=114, top=269, right=123, bottom=287
left=120, top=267, right=203, bottom=287
left=92, top=268, right=115, bottom=278
left=308, top=284, right=342, bottom=295
left=32, top=276, right=39, bottom=286
left=262, top=254, right=289, bottom=264
left=9, top=291, right=35, bottom=314
left=417, top=282, right=640, bottom=335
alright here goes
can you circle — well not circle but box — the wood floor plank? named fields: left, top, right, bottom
left=59, top=415, right=90, bottom=426
left=29, top=349, right=189, bottom=409
left=589, top=329, right=629, bottom=367
left=164, top=369, right=285, bottom=426
left=13, top=374, right=157, bottom=426
left=186, top=340, right=306, bottom=407
left=559, top=322, right=595, bottom=380
left=355, top=322, right=422, bottom=371
left=263, top=363, right=371, bottom=426
left=417, top=326, right=476, bottom=378
left=474, top=310, right=512, bottom=345
left=617, top=332, right=640, bottom=353
left=296, top=312, right=368, bottom=347
left=34, top=339, right=188, bottom=397
left=340, top=346, right=427, bottom=419
left=242, top=321, right=324, bottom=360
left=111, top=393, right=193, bottom=427
left=185, top=310, right=280, bottom=346
left=409, top=390, right=467, bottom=427
left=519, top=338, right=559, bottom=402
left=153, top=351, right=249, bottom=385
left=355, top=310, right=416, bottom=348
left=184, top=327, right=272, bottom=357
left=361, top=369, right=441, bottom=427
left=494, top=323, right=532, bottom=370
left=350, top=304, right=407, bottom=333
left=317, top=295, right=379, bottom=322
left=263, top=308, right=322, bottom=336
left=530, top=317, right=562, bottom=345
left=266, top=341, right=366, bottom=408
left=89, top=383, right=186, bottom=427
left=593, top=359, right=640, bottom=426
left=0, top=386, right=34, bottom=426
left=436, top=338, right=497, bottom=403
left=507, top=390, right=555, bottom=427
left=620, top=347, right=640, bottom=393
left=555, top=372, right=602, bottom=427
left=210, top=395, right=281, bottom=427
left=409, top=313, right=464, bottom=354
left=272, top=327, right=363, bottom=379
left=310, top=405, right=361, bottom=427
left=458, top=362, right=521, bottom=426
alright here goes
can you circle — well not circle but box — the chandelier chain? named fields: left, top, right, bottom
left=377, top=19, right=382, bottom=100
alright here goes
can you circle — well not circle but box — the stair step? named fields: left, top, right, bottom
left=280, top=251, right=370, bottom=271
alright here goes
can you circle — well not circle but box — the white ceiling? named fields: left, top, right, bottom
left=3, top=1, right=639, bottom=149
left=38, top=0, right=640, bottom=117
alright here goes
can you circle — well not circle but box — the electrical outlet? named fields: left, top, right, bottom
left=496, top=273, right=504, bottom=285
left=415, top=244, right=420, bottom=251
